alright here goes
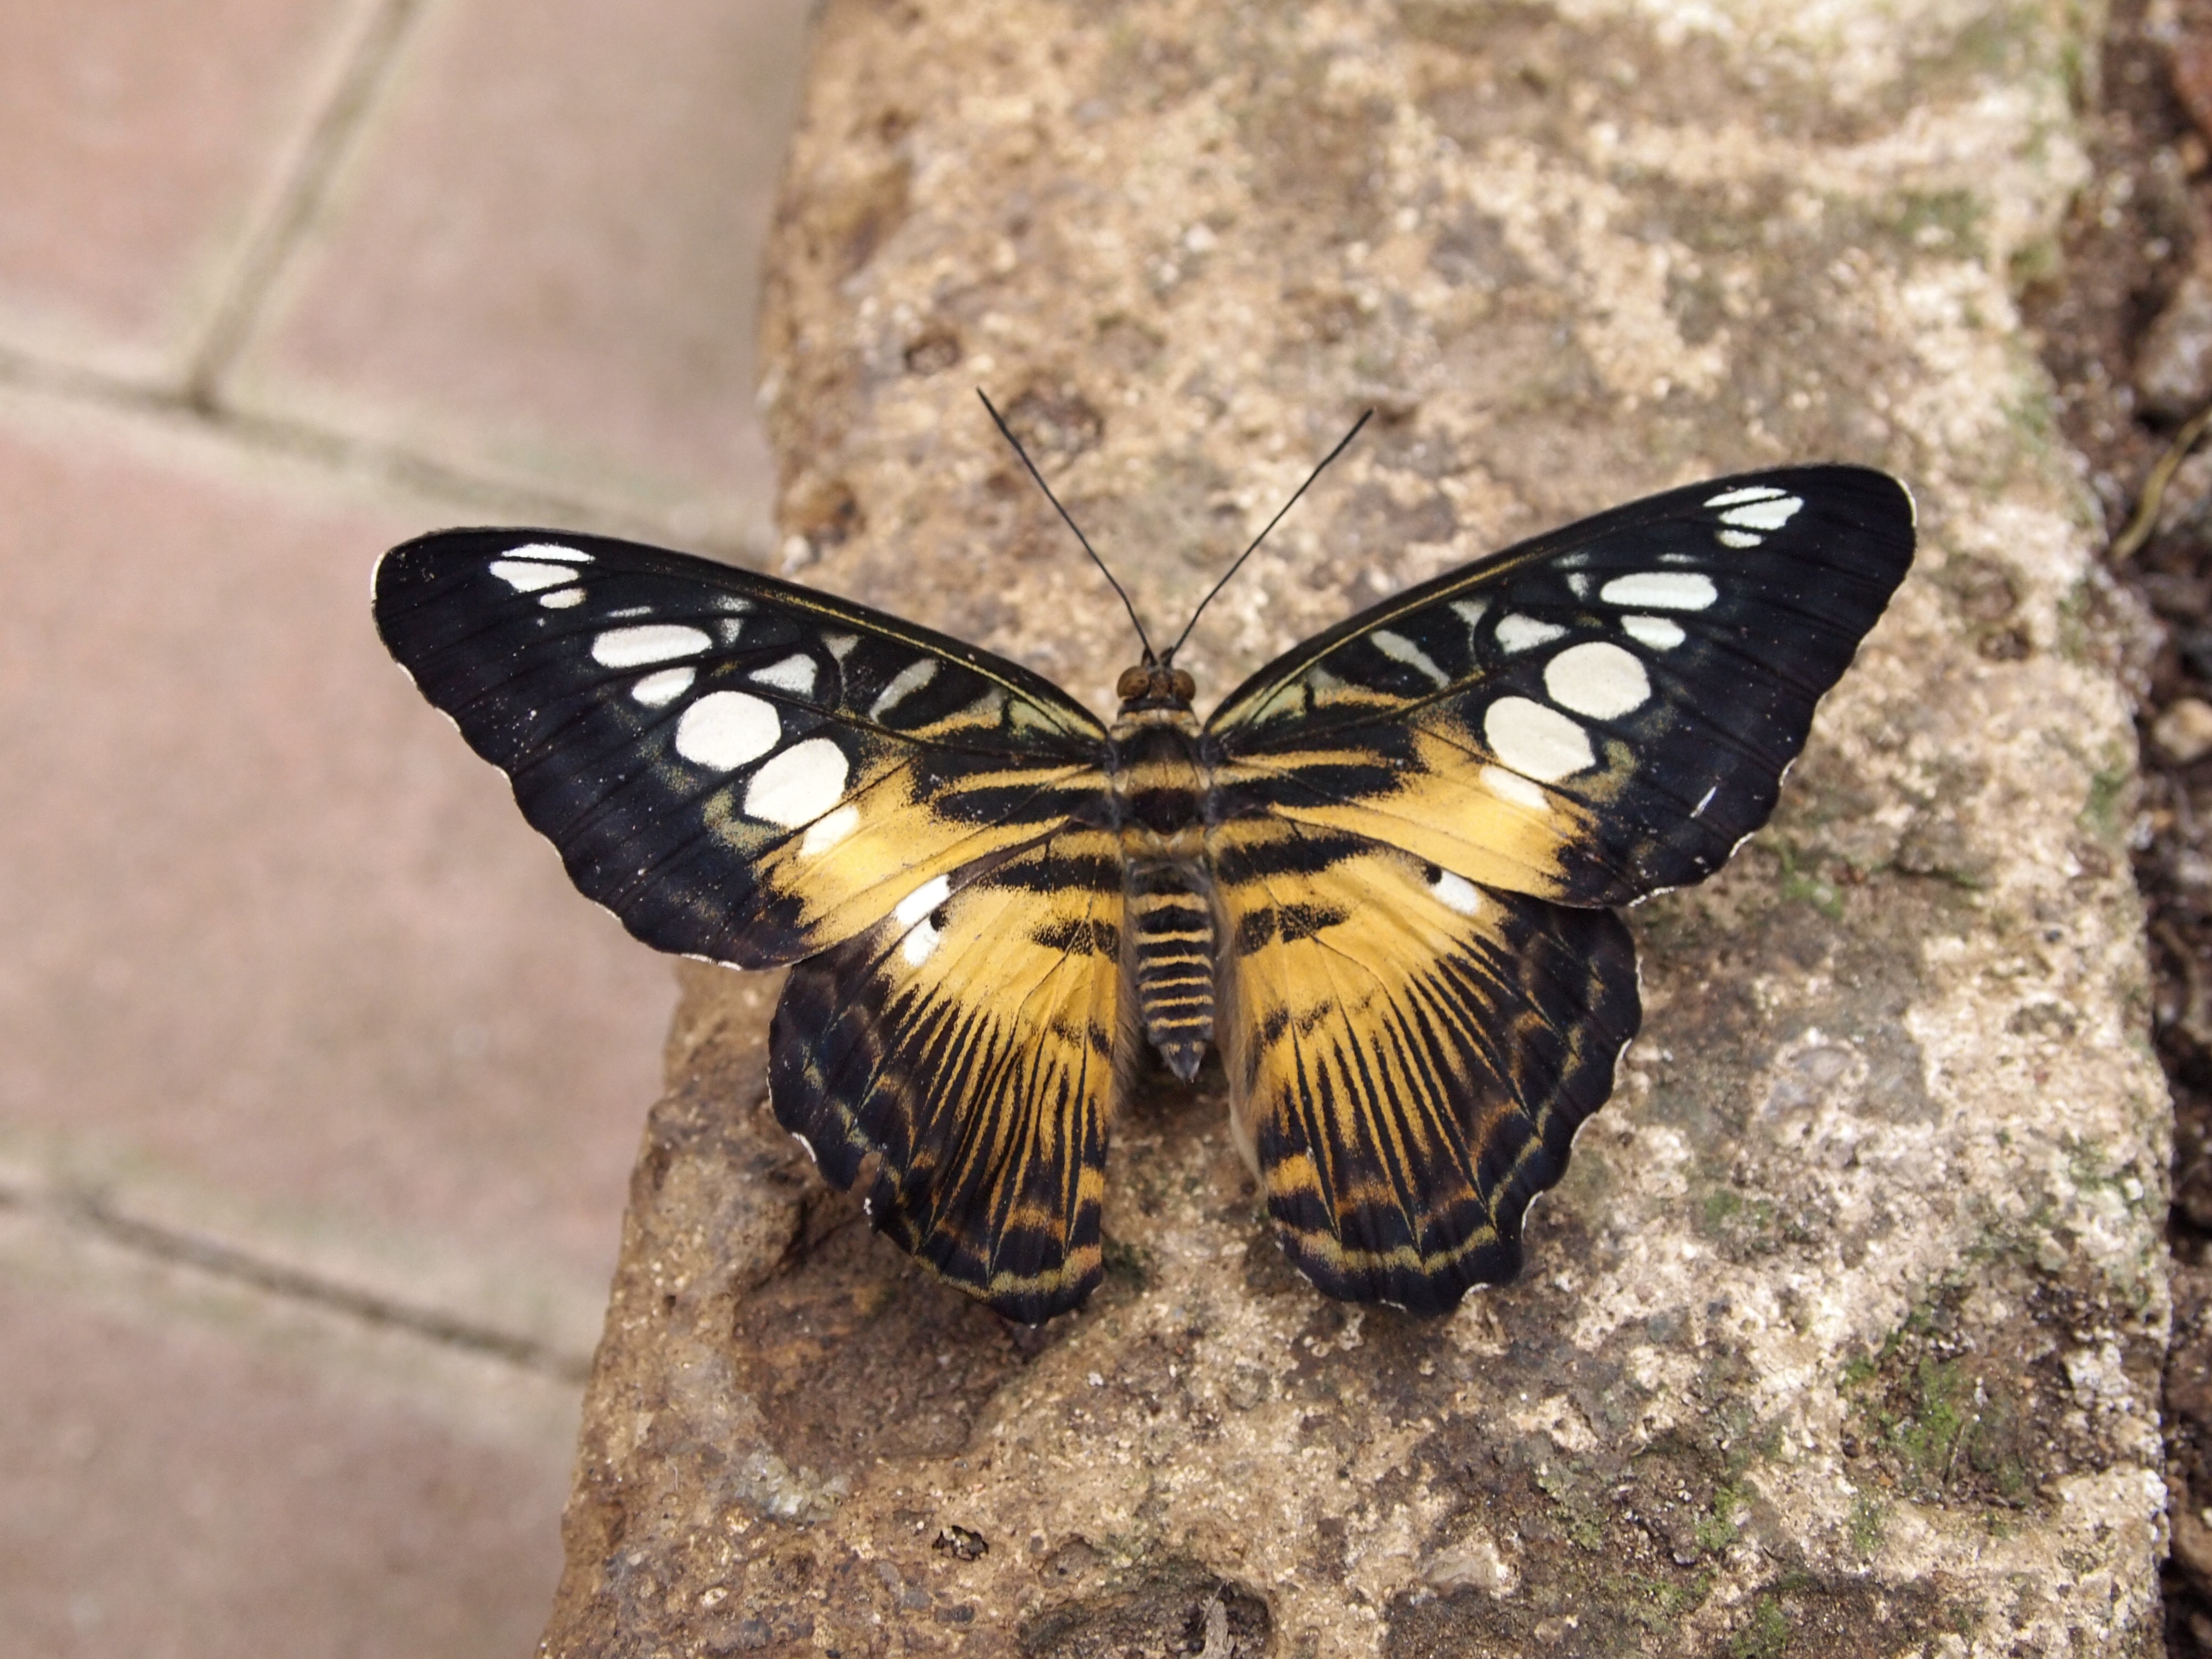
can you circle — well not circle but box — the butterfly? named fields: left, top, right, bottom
left=373, top=414, right=1913, bottom=1324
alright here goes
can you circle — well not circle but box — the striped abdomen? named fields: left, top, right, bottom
left=1128, top=862, right=1216, bottom=1081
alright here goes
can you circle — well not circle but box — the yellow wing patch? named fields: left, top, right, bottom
left=1210, top=715, right=1618, bottom=904
left=721, top=749, right=1109, bottom=961
left=1210, top=816, right=1639, bottom=1312
left=768, top=825, right=1128, bottom=1322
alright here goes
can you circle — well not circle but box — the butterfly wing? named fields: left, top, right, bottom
left=771, top=823, right=1126, bottom=1322
left=1206, top=466, right=1915, bottom=906
left=375, top=528, right=1128, bottom=1319
left=374, top=528, right=1113, bottom=968
left=1205, top=466, right=1913, bottom=1307
left=1211, top=817, right=1638, bottom=1312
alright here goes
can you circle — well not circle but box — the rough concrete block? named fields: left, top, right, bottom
left=539, top=3, right=2169, bottom=1654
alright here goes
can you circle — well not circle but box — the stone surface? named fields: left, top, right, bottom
left=2134, top=257, right=2212, bottom=420
left=543, top=2, right=2171, bottom=1655
left=2155, top=694, right=2212, bottom=764
left=225, top=0, right=817, bottom=552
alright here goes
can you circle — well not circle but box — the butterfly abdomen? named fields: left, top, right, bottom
left=1108, top=699, right=1218, bottom=1082
left=1126, top=862, right=1217, bottom=1082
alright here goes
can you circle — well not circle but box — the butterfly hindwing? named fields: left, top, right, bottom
left=1210, top=815, right=1640, bottom=1312
left=374, top=529, right=1112, bottom=967
left=769, top=825, right=1127, bottom=1322
left=1206, top=466, right=1915, bottom=907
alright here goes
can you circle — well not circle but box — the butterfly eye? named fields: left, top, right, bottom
left=1117, top=666, right=1152, bottom=701
left=1169, top=668, right=1196, bottom=702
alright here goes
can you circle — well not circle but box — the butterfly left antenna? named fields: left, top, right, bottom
left=1161, top=408, right=1372, bottom=664
left=978, top=389, right=1157, bottom=663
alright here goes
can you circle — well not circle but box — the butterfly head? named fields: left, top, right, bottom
left=1117, top=662, right=1197, bottom=711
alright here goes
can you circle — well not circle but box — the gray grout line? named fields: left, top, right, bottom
left=0, top=1177, right=594, bottom=1383
left=0, top=338, right=766, bottom=560
left=183, top=0, right=430, bottom=408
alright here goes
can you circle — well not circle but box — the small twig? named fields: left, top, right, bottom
left=2111, top=397, right=2212, bottom=562
left=1197, top=1592, right=1233, bottom=1659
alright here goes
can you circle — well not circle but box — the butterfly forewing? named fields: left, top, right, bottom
left=1211, top=816, right=1639, bottom=1312
left=1206, top=466, right=1915, bottom=907
left=374, top=529, right=1113, bottom=967
left=770, top=824, right=1126, bottom=1322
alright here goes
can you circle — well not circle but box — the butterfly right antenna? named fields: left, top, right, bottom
left=1162, top=409, right=1372, bottom=664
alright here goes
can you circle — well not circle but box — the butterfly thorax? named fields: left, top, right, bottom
left=1108, top=674, right=1217, bottom=1083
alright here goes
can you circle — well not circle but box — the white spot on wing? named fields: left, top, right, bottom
left=506, top=542, right=593, bottom=563
left=1372, top=628, right=1449, bottom=686
left=749, top=653, right=817, bottom=696
left=1719, top=494, right=1802, bottom=531
left=1009, top=698, right=1068, bottom=736
left=869, top=658, right=940, bottom=720
left=1450, top=598, right=1491, bottom=630
left=895, top=875, right=952, bottom=927
left=801, top=803, right=860, bottom=854
left=1544, top=641, right=1649, bottom=719
left=631, top=666, right=696, bottom=706
left=592, top=623, right=712, bottom=667
left=957, top=687, right=1008, bottom=726
left=1692, top=784, right=1719, bottom=817
left=1621, top=614, right=1685, bottom=650
left=744, top=737, right=849, bottom=826
left=902, top=915, right=944, bottom=966
left=824, top=633, right=859, bottom=661
left=1598, top=572, right=1717, bottom=611
left=539, top=586, right=585, bottom=608
left=1716, top=530, right=1763, bottom=549
left=1702, top=485, right=1786, bottom=508
left=489, top=558, right=577, bottom=592
left=1428, top=867, right=1483, bottom=916
left=1496, top=613, right=1567, bottom=653
left=1484, top=697, right=1594, bottom=781
left=1567, top=573, right=1593, bottom=599
left=674, top=690, right=780, bottom=769
left=1481, top=765, right=1548, bottom=811
left=895, top=876, right=956, bottom=963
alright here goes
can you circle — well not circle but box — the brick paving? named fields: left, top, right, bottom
left=0, top=2, right=813, bottom=1650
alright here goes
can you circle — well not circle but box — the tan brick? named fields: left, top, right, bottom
left=0, top=1268, right=568, bottom=1659
left=0, top=391, right=672, bottom=1304
left=0, top=0, right=367, bottom=385
left=226, top=0, right=815, bottom=550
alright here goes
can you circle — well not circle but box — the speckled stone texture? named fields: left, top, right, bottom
left=540, top=2, right=2171, bottom=1654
